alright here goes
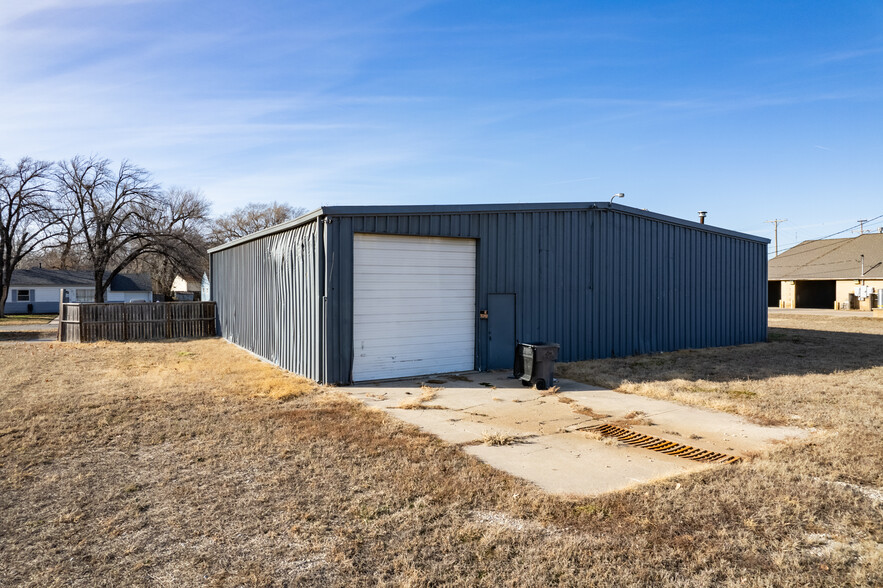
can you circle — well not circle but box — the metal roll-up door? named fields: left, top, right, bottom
left=352, top=233, right=476, bottom=381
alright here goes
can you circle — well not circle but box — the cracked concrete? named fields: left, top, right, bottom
left=347, top=371, right=807, bottom=495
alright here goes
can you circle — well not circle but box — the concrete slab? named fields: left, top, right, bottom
left=346, top=370, right=808, bottom=495
left=465, top=433, right=699, bottom=495
left=385, top=408, right=525, bottom=445
left=558, top=388, right=803, bottom=454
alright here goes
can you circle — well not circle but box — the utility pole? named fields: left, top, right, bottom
left=857, top=219, right=868, bottom=234
left=765, top=219, right=787, bottom=257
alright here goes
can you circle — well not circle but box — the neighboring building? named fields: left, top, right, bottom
left=200, top=272, right=211, bottom=302
left=210, top=202, right=769, bottom=385
left=171, top=274, right=202, bottom=301
left=4, top=269, right=153, bottom=314
left=768, top=233, right=883, bottom=310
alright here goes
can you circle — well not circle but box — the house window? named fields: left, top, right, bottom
left=17, top=290, right=31, bottom=302
left=75, top=289, right=94, bottom=302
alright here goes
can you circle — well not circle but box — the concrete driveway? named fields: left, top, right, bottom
left=0, top=317, right=57, bottom=343
left=347, top=371, right=806, bottom=495
left=0, top=323, right=56, bottom=332
left=769, top=308, right=874, bottom=318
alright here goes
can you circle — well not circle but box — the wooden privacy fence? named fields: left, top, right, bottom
left=58, top=301, right=216, bottom=343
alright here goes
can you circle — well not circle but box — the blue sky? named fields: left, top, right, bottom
left=1, top=1, right=882, bottom=252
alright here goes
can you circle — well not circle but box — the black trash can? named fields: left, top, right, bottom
left=513, top=342, right=560, bottom=390
left=27, top=303, right=33, bottom=314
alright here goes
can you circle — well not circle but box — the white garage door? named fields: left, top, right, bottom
left=352, top=233, right=476, bottom=381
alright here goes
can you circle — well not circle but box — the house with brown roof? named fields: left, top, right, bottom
left=768, top=233, right=883, bottom=309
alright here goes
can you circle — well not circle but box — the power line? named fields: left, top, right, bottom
left=764, top=219, right=787, bottom=257
left=767, top=212, right=883, bottom=257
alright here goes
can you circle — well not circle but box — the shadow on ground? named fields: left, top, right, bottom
left=559, top=326, right=883, bottom=388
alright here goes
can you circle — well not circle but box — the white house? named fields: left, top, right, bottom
left=171, top=274, right=202, bottom=301
left=4, top=269, right=153, bottom=314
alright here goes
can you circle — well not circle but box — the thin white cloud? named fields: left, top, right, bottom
left=0, top=0, right=157, bottom=27
left=815, top=45, right=883, bottom=65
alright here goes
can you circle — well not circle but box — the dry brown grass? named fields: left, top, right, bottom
left=0, top=314, right=55, bottom=325
left=538, top=385, right=561, bottom=396
left=480, top=431, right=519, bottom=446
left=1, top=317, right=882, bottom=586
left=610, top=410, right=654, bottom=427
left=584, top=430, right=619, bottom=446
left=558, top=313, right=883, bottom=487
left=396, top=384, right=441, bottom=409
left=571, top=405, right=610, bottom=420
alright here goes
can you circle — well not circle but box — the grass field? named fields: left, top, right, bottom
left=0, top=314, right=880, bottom=586
left=0, top=314, right=55, bottom=325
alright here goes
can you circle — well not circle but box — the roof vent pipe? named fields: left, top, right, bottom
left=698, top=211, right=707, bottom=224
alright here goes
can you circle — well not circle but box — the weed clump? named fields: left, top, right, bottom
left=397, top=385, right=442, bottom=409
left=481, top=431, right=519, bottom=446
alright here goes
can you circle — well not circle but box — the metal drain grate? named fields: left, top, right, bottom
left=584, top=423, right=743, bottom=464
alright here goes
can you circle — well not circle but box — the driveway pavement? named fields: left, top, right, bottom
left=0, top=317, right=57, bottom=343
left=769, top=308, right=874, bottom=318
left=0, top=322, right=57, bottom=332
left=348, top=371, right=806, bottom=495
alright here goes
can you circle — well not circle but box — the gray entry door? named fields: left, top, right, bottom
left=487, top=294, right=515, bottom=369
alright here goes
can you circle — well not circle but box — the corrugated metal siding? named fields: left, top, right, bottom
left=210, top=204, right=766, bottom=385
left=323, top=206, right=767, bottom=384
left=210, top=221, right=320, bottom=380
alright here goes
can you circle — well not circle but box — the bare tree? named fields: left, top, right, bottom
left=41, top=203, right=86, bottom=270
left=55, top=156, right=165, bottom=303
left=21, top=199, right=89, bottom=271
left=134, top=187, right=211, bottom=298
left=0, top=157, right=60, bottom=317
left=208, top=201, right=306, bottom=247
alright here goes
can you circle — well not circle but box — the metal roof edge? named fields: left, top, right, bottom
left=207, top=208, right=325, bottom=253
left=321, top=201, right=769, bottom=244
left=606, top=203, right=770, bottom=243
left=208, top=202, right=768, bottom=253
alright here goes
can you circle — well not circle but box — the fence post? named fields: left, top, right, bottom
left=165, top=303, right=172, bottom=339
left=122, top=303, right=128, bottom=341
left=57, top=289, right=64, bottom=342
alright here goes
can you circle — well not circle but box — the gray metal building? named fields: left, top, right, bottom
left=209, top=202, right=769, bottom=384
